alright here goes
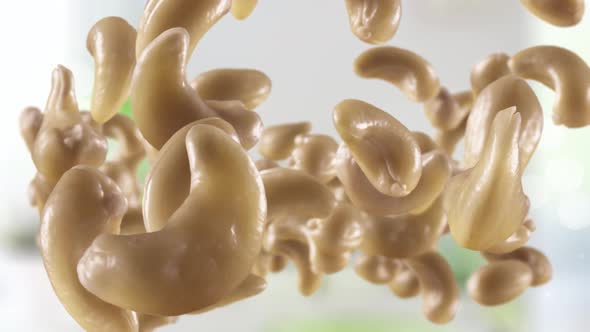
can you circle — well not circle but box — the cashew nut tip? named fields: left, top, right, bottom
left=389, top=261, right=420, bottom=298
left=483, top=246, right=552, bottom=286
left=445, top=108, right=529, bottom=250
left=424, top=88, right=471, bottom=131
left=464, top=75, right=543, bottom=170
left=77, top=125, right=266, bottom=316
left=406, top=252, right=459, bottom=324
left=20, top=106, right=43, bottom=152
left=333, top=99, right=422, bottom=197
left=345, top=0, right=402, bottom=44
left=354, top=47, right=440, bottom=102
left=337, top=145, right=451, bottom=217
left=87, top=16, right=137, bottom=124
left=519, top=0, right=585, bottom=27
left=354, top=254, right=397, bottom=284
left=40, top=166, right=137, bottom=332
left=192, top=68, right=271, bottom=109
left=231, top=0, right=258, bottom=20
left=258, top=122, right=313, bottom=160
left=509, top=45, right=590, bottom=128
left=137, top=0, right=231, bottom=59
left=132, top=28, right=260, bottom=149
left=468, top=260, right=533, bottom=306
left=360, top=199, right=446, bottom=258
left=471, top=53, right=511, bottom=96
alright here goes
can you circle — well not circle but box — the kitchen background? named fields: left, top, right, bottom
left=0, top=0, right=589, bottom=331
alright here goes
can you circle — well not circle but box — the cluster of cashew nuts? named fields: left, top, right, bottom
left=18, top=0, right=587, bottom=331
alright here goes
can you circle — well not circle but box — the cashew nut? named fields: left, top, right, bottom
left=360, top=199, right=446, bottom=258
left=354, top=254, right=397, bottom=284
left=406, top=252, right=459, bottom=324
left=39, top=166, right=137, bottom=332
left=354, top=47, right=440, bottom=102
left=333, top=99, right=422, bottom=197
left=471, top=52, right=510, bottom=96
left=131, top=28, right=262, bottom=149
left=509, top=45, right=590, bottom=128
left=464, top=75, right=543, bottom=170
left=192, top=68, right=271, bottom=109
left=336, top=145, right=451, bottom=216
left=389, top=261, right=420, bottom=298
left=485, top=218, right=535, bottom=255
left=467, top=260, right=533, bottom=306
left=519, top=0, right=584, bottom=27
left=289, top=134, right=339, bottom=183
left=433, top=91, right=473, bottom=156
left=77, top=124, right=266, bottom=316
left=483, top=246, right=552, bottom=286
left=136, top=0, right=231, bottom=59
left=345, top=0, right=402, bottom=44
left=445, top=108, right=529, bottom=250
left=87, top=17, right=137, bottom=124
left=258, top=122, right=312, bottom=160
left=412, top=131, right=438, bottom=154
left=231, top=0, right=258, bottom=20
left=424, top=88, right=471, bottom=131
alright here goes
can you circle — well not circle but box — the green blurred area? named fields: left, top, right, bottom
left=266, top=317, right=455, bottom=332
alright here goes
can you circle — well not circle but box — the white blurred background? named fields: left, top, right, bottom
left=1, top=1, right=590, bottom=331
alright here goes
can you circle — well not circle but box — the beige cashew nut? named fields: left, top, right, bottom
left=258, top=122, right=312, bottom=160
left=519, top=0, right=584, bottom=27
left=345, top=0, right=402, bottom=44
left=467, top=260, right=533, bottom=306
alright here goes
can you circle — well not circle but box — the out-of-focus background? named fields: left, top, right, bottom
left=1, top=0, right=589, bottom=331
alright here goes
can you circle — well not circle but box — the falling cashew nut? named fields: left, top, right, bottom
left=345, top=0, right=402, bottom=44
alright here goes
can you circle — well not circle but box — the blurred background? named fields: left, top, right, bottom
left=1, top=0, right=589, bottom=331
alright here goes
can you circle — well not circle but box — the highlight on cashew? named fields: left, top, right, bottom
left=463, top=75, right=543, bottom=170
left=345, top=0, right=402, bottom=44
left=333, top=99, right=422, bottom=197
left=258, top=122, right=312, bottom=160
left=136, top=0, right=231, bottom=59
left=467, top=260, right=533, bottom=306
left=445, top=108, right=529, bottom=250
left=191, top=69, right=272, bottom=110
left=509, top=45, right=590, bottom=128
left=519, top=0, right=585, bottom=27
left=77, top=124, right=266, bottom=316
left=336, top=145, right=451, bottom=216
left=132, top=28, right=262, bottom=149
left=470, top=52, right=511, bottom=96
left=406, top=252, right=459, bottom=324
left=87, top=17, right=137, bottom=124
left=231, top=0, right=258, bottom=20
left=354, top=46, right=440, bottom=102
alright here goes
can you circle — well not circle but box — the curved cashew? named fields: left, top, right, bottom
left=406, top=251, right=459, bottom=324
left=424, top=88, right=471, bottom=131
left=20, top=106, right=43, bottom=153
left=137, top=314, right=178, bottom=332
left=136, top=0, right=231, bottom=59
left=142, top=118, right=238, bottom=232
left=389, top=261, right=420, bottom=298
left=191, top=68, right=271, bottom=109
left=289, top=134, right=339, bottom=183
left=39, top=166, right=137, bottom=332
left=434, top=91, right=473, bottom=156
left=354, top=47, right=440, bottom=102
left=336, top=146, right=451, bottom=216
left=445, top=108, right=529, bottom=250
left=306, top=202, right=363, bottom=274
left=87, top=17, right=137, bottom=124
left=258, top=122, right=312, bottom=160
left=263, top=223, right=323, bottom=296
left=509, top=45, right=590, bottom=128
left=345, top=0, right=402, bottom=44
left=360, top=199, right=446, bottom=258
left=131, top=28, right=262, bottom=149
left=412, top=131, right=437, bottom=154
left=471, top=53, right=510, bottom=96
left=519, top=0, right=584, bottom=27
left=231, top=0, right=258, bottom=20
left=467, top=260, right=533, bottom=306
left=464, top=75, right=543, bottom=169
left=354, top=254, right=397, bottom=284
left=485, top=218, right=535, bottom=255
left=333, top=99, right=422, bottom=197
left=483, top=246, right=552, bottom=286
left=77, top=124, right=266, bottom=316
